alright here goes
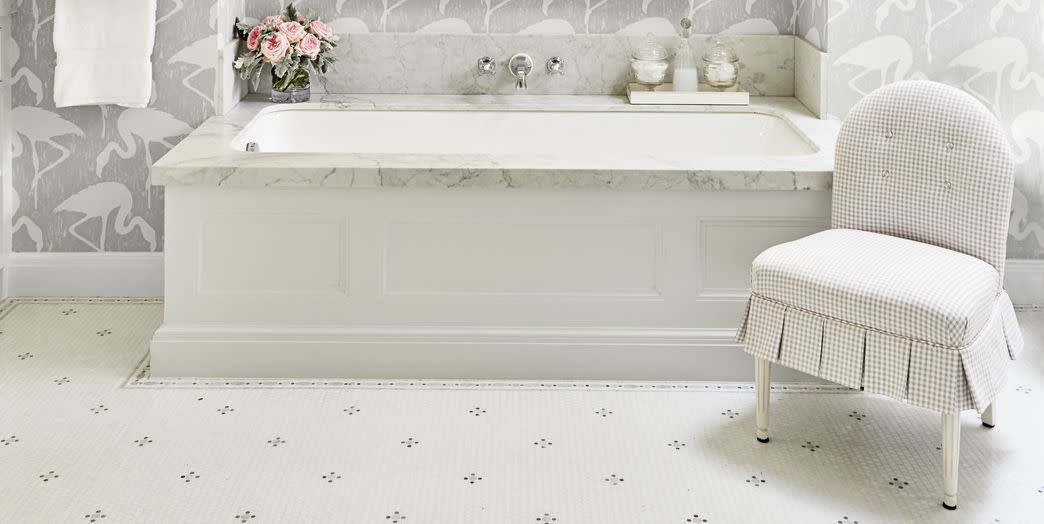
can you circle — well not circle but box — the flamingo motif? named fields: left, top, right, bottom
left=874, top=0, right=962, bottom=62
left=989, top=0, right=1044, bottom=44
left=829, top=0, right=851, bottom=24
left=12, top=106, right=85, bottom=209
left=168, top=37, right=216, bottom=109
left=876, top=0, right=916, bottom=31
left=948, top=37, right=1044, bottom=114
left=833, top=35, right=915, bottom=97
left=5, top=34, right=44, bottom=104
left=156, top=0, right=185, bottom=24
left=1008, top=111, right=1044, bottom=249
left=1011, top=110, right=1044, bottom=166
left=923, top=0, right=964, bottom=62
left=11, top=189, right=43, bottom=252
left=55, top=182, right=157, bottom=252
left=95, top=108, right=193, bottom=209
left=1009, top=188, right=1044, bottom=248
left=28, top=0, right=54, bottom=59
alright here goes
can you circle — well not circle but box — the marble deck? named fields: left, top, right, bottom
left=151, top=95, right=838, bottom=190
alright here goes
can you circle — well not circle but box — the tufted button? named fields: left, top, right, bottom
left=881, top=169, right=890, bottom=178
left=944, top=181, right=953, bottom=190
left=946, top=142, right=955, bottom=151
left=885, top=130, right=895, bottom=140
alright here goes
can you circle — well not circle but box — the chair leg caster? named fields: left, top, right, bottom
left=942, top=502, right=957, bottom=511
left=756, top=436, right=769, bottom=443
left=981, top=422, right=995, bottom=429
left=981, top=401, right=996, bottom=429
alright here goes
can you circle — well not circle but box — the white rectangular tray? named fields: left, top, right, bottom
left=626, top=83, right=750, bottom=105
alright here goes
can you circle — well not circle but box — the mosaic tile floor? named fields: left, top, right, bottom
left=1, top=298, right=1042, bottom=523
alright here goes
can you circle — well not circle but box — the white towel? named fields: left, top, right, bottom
left=53, top=0, right=157, bottom=108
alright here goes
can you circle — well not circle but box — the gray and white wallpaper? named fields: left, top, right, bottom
left=827, top=0, right=1044, bottom=258
left=247, top=0, right=796, bottom=35
left=795, top=0, right=827, bottom=49
left=8, top=0, right=1044, bottom=259
left=9, top=0, right=216, bottom=252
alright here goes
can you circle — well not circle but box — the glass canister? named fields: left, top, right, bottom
left=631, top=35, right=669, bottom=86
left=702, top=39, right=739, bottom=88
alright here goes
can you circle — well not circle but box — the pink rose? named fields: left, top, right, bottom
left=260, top=32, right=290, bottom=62
left=278, top=21, right=306, bottom=43
left=246, top=25, right=263, bottom=51
left=262, top=15, right=284, bottom=26
left=298, top=34, right=321, bottom=58
left=309, top=20, right=334, bottom=40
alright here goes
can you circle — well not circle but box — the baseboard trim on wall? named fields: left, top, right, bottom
left=5, top=253, right=163, bottom=297
left=1005, top=259, right=1044, bottom=307
left=3, top=253, right=1043, bottom=307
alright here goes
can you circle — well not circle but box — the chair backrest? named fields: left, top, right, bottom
left=832, top=80, right=1015, bottom=276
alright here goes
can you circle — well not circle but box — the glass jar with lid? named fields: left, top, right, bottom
left=702, top=39, right=739, bottom=88
left=631, top=35, right=669, bottom=86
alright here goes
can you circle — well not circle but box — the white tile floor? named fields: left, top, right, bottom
left=1, top=298, right=1043, bottom=524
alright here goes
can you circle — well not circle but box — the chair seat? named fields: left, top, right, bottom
left=751, top=228, right=1000, bottom=348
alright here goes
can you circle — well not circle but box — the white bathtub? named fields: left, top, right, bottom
left=150, top=97, right=838, bottom=381
left=231, top=107, right=818, bottom=159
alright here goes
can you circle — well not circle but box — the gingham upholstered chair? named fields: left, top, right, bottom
left=737, top=81, right=1022, bottom=510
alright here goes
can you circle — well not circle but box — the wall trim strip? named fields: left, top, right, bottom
left=6, top=252, right=163, bottom=297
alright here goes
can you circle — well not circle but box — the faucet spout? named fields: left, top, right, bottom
left=508, top=53, right=534, bottom=91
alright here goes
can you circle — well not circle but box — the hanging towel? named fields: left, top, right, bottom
left=53, top=0, right=157, bottom=108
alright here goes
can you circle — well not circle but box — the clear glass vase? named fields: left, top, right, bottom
left=271, top=69, right=311, bottom=103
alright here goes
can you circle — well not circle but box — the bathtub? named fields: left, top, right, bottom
left=149, top=96, right=839, bottom=381
left=231, top=107, right=818, bottom=159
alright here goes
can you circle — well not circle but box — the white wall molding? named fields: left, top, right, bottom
left=1005, top=259, right=1044, bottom=308
left=5, top=253, right=163, bottom=297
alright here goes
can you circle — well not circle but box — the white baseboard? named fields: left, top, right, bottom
left=1005, top=259, right=1044, bottom=308
left=5, top=253, right=163, bottom=297
left=2, top=252, right=1042, bottom=307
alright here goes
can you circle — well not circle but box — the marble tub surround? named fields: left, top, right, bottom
left=265, top=33, right=796, bottom=97
left=794, top=37, right=827, bottom=119
left=150, top=95, right=837, bottom=191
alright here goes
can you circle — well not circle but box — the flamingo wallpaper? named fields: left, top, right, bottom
left=827, top=0, right=1044, bottom=258
left=9, top=0, right=216, bottom=252
left=245, top=0, right=797, bottom=34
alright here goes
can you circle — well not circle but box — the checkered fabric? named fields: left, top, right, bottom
left=738, top=81, right=1021, bottom=413
left=832, top=81, right=1015, bottom=276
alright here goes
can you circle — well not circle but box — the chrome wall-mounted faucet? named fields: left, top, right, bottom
left=509, top=53, right=534, bottom=89
left=477, top=56, right=497, bottom=77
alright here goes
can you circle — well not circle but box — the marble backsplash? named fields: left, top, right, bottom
left=259, top=33, right=796, bottom=97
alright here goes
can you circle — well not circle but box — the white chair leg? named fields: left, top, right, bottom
left=755, top=357, right=771, bottom=443
left=942, top=412, right=961, bottom=510
left=982, top=400, right=997, bottom=428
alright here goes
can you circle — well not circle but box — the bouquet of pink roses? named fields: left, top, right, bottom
left=234, top=3, right=338, bottom=94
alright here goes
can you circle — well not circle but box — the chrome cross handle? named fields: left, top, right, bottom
left=546, top=56, right=565, bottom=76
left=477, top=56, right=496, bottom=76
